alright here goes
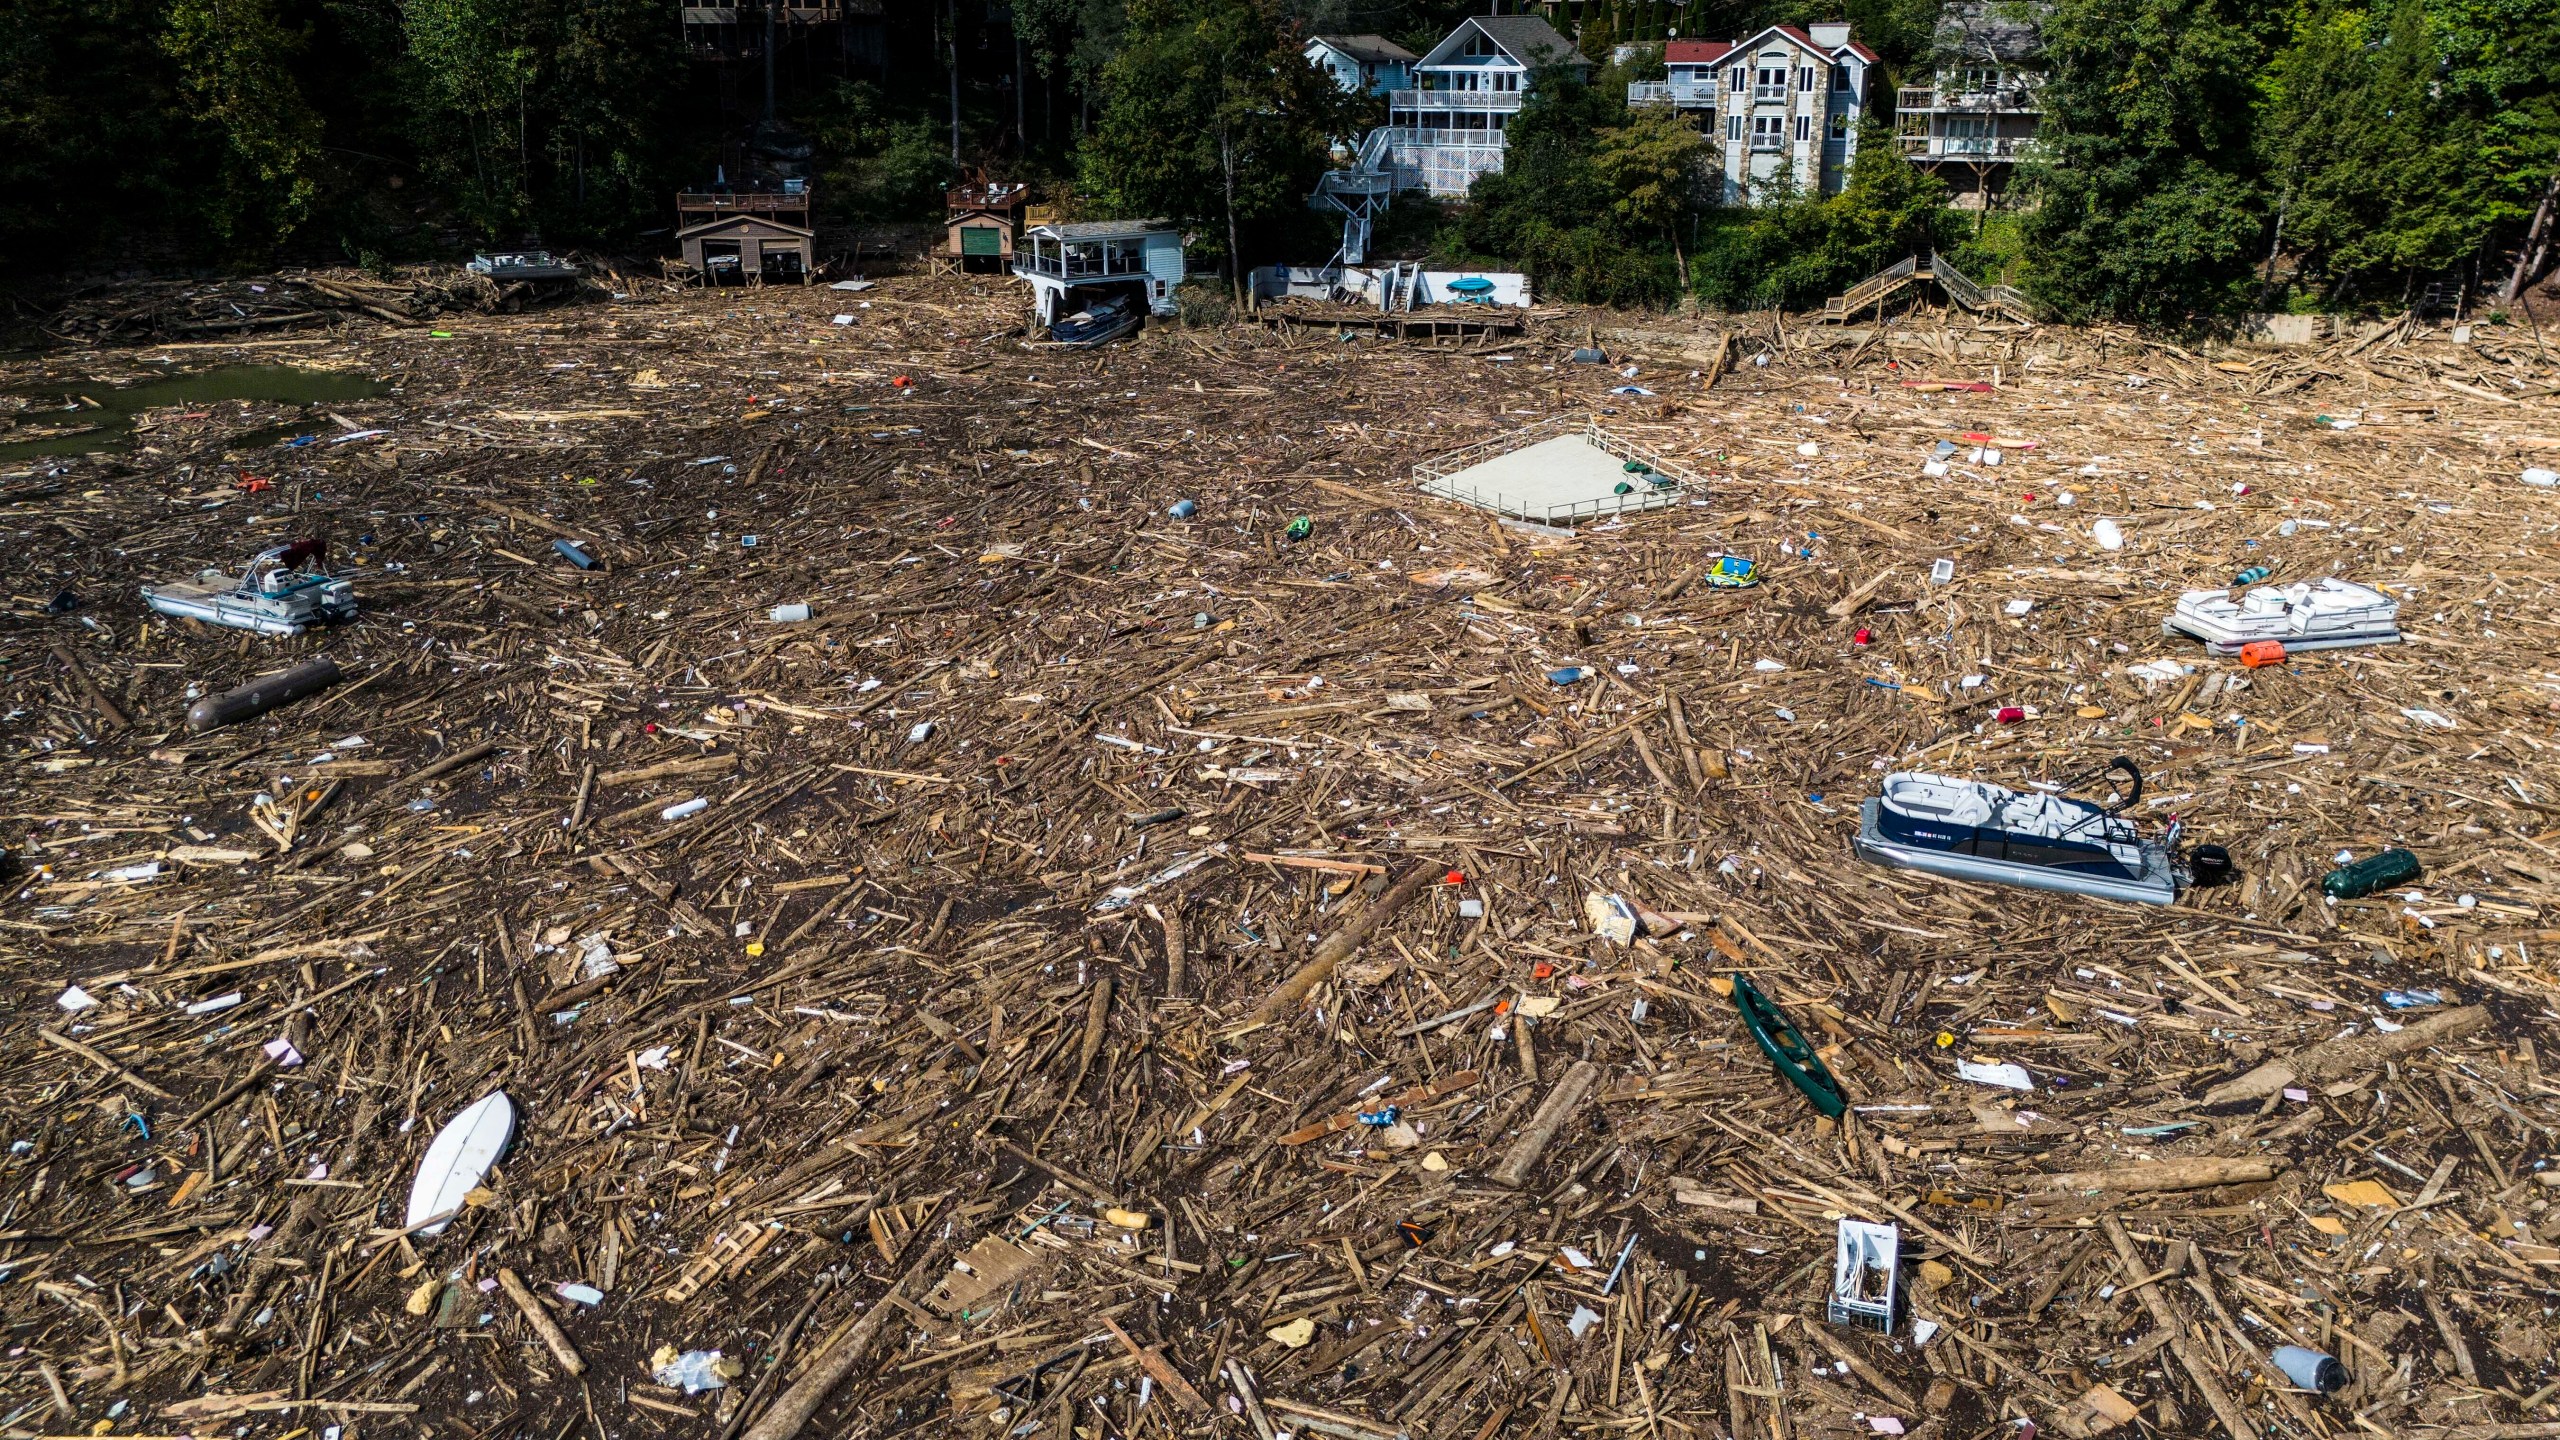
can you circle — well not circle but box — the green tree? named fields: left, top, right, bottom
left=162, top=0, right=327, bottom=242
left=545, top=0, right=688, bottom=233
left=1691, top=120, right=1953, bottom=309
left=2013, top=0, right=2277, bottom=323
left=807, top=81, right=959, bottom=222
left=0, top=0, right=193, bottom=264
left=1592, top=103, right=1709, bottom=284
left=402, top=0, right=540, bottom=232
left=1445, top=62, right=1739, bottom=306
left=1079, top=0, right=1354, bottom=287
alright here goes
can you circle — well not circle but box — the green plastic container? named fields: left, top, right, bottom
left=2322, top=848, right=2421, bottom=899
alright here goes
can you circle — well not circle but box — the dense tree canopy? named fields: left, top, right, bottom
left=2019, top=0, right=2560, bottom=322
left=0, top=0, right=2551, bottom=323
left=1079, top=0, right=1356, bottom=276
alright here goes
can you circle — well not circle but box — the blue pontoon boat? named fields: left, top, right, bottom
left=1854, top=757, right=2180, bottom=905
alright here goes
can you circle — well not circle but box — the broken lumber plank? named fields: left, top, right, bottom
left=1488, top=1060, right=1600, bottom=1188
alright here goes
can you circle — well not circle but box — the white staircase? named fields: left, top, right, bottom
left=1311, top=126, right=1404, bottom=273
left=1379, top=260, right=1423, bottom=312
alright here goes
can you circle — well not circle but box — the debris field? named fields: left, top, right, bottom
left=7, top=272, right=2560, bottom=1440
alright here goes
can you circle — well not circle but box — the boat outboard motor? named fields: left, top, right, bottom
left=2187, top=845, right=2236, bottom=887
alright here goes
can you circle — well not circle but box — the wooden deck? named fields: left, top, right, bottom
left=1256, top=303, right=1524, bottom=344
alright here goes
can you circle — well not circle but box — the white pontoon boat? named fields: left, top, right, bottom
left=2164, top=577, right=2400, bottom=655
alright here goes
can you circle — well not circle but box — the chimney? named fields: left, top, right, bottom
left=1808, top=21, right=1851, bottom=48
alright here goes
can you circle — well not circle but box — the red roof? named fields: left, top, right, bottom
left=1664, top=39, right=1734, bottom=63
left=1710, top=25, right=1872, bottom=64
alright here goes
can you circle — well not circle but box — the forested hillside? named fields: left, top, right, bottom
left=1, top=0, right=2552, bottom=323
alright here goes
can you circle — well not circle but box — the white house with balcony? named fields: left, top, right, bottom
left=1306, top=34, right=1418, bottom=97
left=1625, top=39, right=1732, bottom=113
left=1012, top=220, right=1186, bottom=324
left=1631, top=23, right=1873, bottom=204
left=1386, top=15, right=1588, bottom=197
left=1894, top=0, right=2044, bottom=207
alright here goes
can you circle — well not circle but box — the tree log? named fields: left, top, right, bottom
left=1245, top=865, right=1436, bottom=1025
left=2030, top=1157, right=2278, bottom=1194
left=737, top=1246, right=941, bottom=1440
left=495, top=1268, right=585, bottom=1377
left=2201, top=1005, right=2488, bottom=1106
left=1488, top=1060, right=1600, bottom=1189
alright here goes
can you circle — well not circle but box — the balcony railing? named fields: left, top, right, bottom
left=1627, top=80, right=1717, bottom=107
left=1015, top=249, right=1149, bottom=280
left=947, top=183, right=1025, bottom=211
left=1394, top=89, right=1524, bottom=113
left=1897, top=85, right=2043, bottom=113
left=1381, top=126, right=1507, bottom=152
left=1749, top=134, right=1784, bottom=152
left=1897, top=135, right=2027, bottom=159
left=1751, top=83, right=1788, bottom=102
left=676, top=189, right=811, bottom=214
left=682, top=4, right=843, bottom=21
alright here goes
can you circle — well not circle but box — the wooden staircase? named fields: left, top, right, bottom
left=1820, top=250, right=2040, bottom=324
left=1822, top=254, right=1921, bottom=321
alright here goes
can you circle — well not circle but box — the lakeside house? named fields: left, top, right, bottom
left=1305, top=34, right=1419, bottom=97
left=1895, top=0, right=2046, bottom=208
left=1629, top=23, right=1875, bottom=203
left=1012, top=219, right=1186, bottom=326
left=1387, top=16, right=1589, bottom=198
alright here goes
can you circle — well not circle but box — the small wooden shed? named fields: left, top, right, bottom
left=677, top=215, right=815, bottom=285
left=673, top=187, right=816, bottom=285
left=943, top=183, right=1026, bottom=274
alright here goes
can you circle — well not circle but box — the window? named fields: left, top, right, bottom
left=1798, top=66, right=1814, bottom=92
left=1830, top=63, right=1850, bottom=91
left=1729, top=65, right=1745, bottom=89
left=1727, top=114, right=1743, bottom=140
left=1794, top=114, right=1810, bottom=141
left=1751, top=114, right=1783, bottom=150
left=1829, top=111, right=1849, bottom=139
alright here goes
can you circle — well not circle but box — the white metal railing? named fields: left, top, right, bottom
left=1832, top=253, right=1919, bottom=314
left=1385, top=126, right=1506, bottom=150
left=1898, top=135, right=2025, bottom=158
left=1752, top=83, right=1788, bottom=102
left=1750, top=134, right=1784, bottom=152
left=1627, top=80, right=1716, bottom=107
left=1015, top=250, right=1149, bottom=280
left=1412, top=418, right=1708, bottom=524
left=1395, top=89, right=1525, bottom=113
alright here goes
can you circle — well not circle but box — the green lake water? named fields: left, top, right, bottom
left=0, top=364, right=386, bottom=463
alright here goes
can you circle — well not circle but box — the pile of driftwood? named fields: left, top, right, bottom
left=5, top=274, right=2560, bottom=1440
left=36, top=266, right=600, bottom=343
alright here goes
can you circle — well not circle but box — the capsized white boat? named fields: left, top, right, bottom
left=407, top=1091, right=515, bottom=1236
left=141, top=540, right=355, bottom=637
left=1854, top=759, right=2180, bottom=905
left=2164, top=576, right=2399, bottom=655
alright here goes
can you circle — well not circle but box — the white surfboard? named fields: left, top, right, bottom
left=406, top=1091, right=516, bottom=1236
